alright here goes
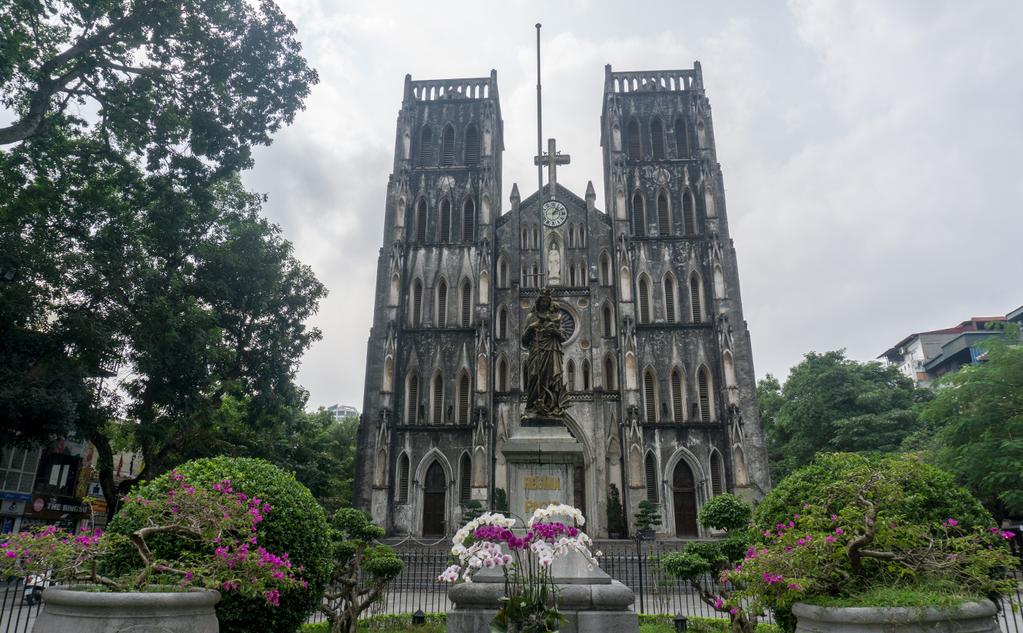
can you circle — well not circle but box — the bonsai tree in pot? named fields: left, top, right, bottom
left=634, top=500, right=662, bottom=539
left=606, top=484, right=626, bottom=539
left=0, top=469, right=307, bottom=633
left=731, top=453, right=1018, bottom=633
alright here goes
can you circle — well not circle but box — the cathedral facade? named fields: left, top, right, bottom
left=353, top=64, right=770, bottom=539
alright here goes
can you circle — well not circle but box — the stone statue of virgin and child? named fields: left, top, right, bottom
left=521, top=288, right=570, bottom=420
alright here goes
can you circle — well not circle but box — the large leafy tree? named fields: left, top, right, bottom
left=764, top=350, right=927, bottom=481
left=924, top=326, right=1023, bottom=518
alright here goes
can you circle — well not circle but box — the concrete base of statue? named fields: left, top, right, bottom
left=446, top=549, right=637, bottom=633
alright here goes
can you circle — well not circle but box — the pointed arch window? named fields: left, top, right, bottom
left=458, top=371, right=470, bottom=424
left=441, top=124, right=455, bottom=166
left=643, top=369, right=657, bottom=422
left=671, top=369, right=684, bottom=422
left=461, top=281, right=472, bottom=327
left=415, top=199, right=427, bottom=242
left=645, top=453, right=659, bottom=502
left=657, top=191, right=670, bottom=236
left=599, top=253, right=611, bottom=286
left=432, top=373, right=445, bottom=424
left=436, top=280, right=448, bottom=327
left=566, top=360, right=576, bottom=391
left=664, top=274, right=677, bottom=323
left=497, top=357, right=507, bottom=391
left=462, top=199, right=475, bottom=242
left=604, top=355, right=617, bottom=390
left=497, top=306, right=507, bottom=339
left=713, top=265, right=725, bottom=298
left=683, top=189, right=696, bottom=235
left=405, top=373, right=419, bottom=424
left=690, top=275, right=703, bottom=323
left=418, top=126, right=433, bottom=165
left=567, top=225, right=575, bottom=248
left=627, top=119, right=641, bottom=159
left=710, top=451, right=724, bottom=496
left=412, top=280, right=424, bottom=327
left=532, top=227, right=539, bottom=249
left=498, top=256, right=509, bottom=288
left=582, top=360, right=591, bottom=391
left=521, top=228, right=528, bottom=250
left=674, top=117, right=689, bottom=158
left=638, top=276, right=651, bottom=324
left=698, top=367, right=711, bottom=423
left=459, top=453, right=472, bottom=501
left=440, top=200, right=452, bottom=242
left=651, top=118, right=665, bottom=159
left=602, top=303, right=614, bottom=338
left=464, top=124, right=480, bottom=166
left=397, top=453, right=410, bottom=503
left=632, top=192, right=645, bottom=237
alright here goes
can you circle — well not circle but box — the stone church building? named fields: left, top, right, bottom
left=353, top=63, right=770, bottom=539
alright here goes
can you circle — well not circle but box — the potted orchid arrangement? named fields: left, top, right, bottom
left=439, top=503, right=600, bottom=633
left=0, top=470, right=307, bottom=633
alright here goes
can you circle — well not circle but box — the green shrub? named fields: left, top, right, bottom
left=109, top=457, right=331, bottom=633
left=606, top=484, right=626, bottom=535
left=638, top=614, right=781, bottom=633
left=635, top=500, right=662, bottom=533
left=698, top=494, right=752, bottom=532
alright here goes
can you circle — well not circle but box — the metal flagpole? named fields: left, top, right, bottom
left=535, top=23, right=546, bottom=286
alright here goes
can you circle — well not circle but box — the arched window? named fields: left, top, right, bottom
left=674, top=117, right=689, bottom=158
left=462, top=199, right=475, bottom=242
left=599, top=252, right=611, bottom=286
left=657, top=191, right=670, bottom=236
left=569, top=263, right=577, bottom=287
left=461, top=280, right=472, bottom=327
left=651, top=118, right=665, bottom=159
left=439, top=200, right=451, bottom=242
left=582, top=360, right=591, bottom=390
left=464, top=124, right=480, bottom=166
left=632, top=192, right=645, bottom=237
left=645, top=453, right=659, bottom=502
left=627, top=119, right=641, bottom=159
left=436, top=279, right=448, bottom=327
left=498, top=256, right=509, bottom=288
left=441, top=124, right=455, bottom=166
left=664, top=273, right=677, bottom=323
left=418, top=126, right=433, bottom=165
left=411, top=280, right=423, bottom=327
left=432, top=373, right=445, bottom=424
left=532, top=226, right=539, bottom=249
left=415, top=199, right=427, bottom=242
left=643, top=369, right=657, bottom=422
left=604, top=355, right=617, bottom=390
left=698, top=366, right=711, bottom=422
left=697, top=120, right=707, bottom=148
left=690, top=275, right=703, bottom=323
left=389, top=273, right=400, bottom=306
left=567, top=225, right=574, bottom=248
left=638, top=276, right=651, bottom=324
left=405, top=372, right=419, bottom=423
left=397, top=453, right=410, bottom=503
left=710, top=451, right=724, bottom=496
left=459, top=453, right=472, bottom=502
left=602, top=303, right=614, bottom=337
left=497, top=357, right=507, bottom=391
left=521, top=228, right=528, bottom=250
left=497, top=306, right=507, bottom=339
left=671, top=369, right=685, bottom=422
left=531, top=263, right=539, bottom=288
left=683, top=189, right=696, bottom=235
left=458, top=371, right=470, bottom=424
left=566, top=360, right=576, bottom=391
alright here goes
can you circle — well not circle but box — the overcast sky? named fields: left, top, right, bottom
left=241, top=0, right=1023, bottom=410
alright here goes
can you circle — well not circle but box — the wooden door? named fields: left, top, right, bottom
left=672, top=461, right=699, bottom=537
left=422, top=462, right=447, bottom=536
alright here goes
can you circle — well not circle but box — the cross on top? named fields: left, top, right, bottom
left=534, top=138, right=571, bottom=197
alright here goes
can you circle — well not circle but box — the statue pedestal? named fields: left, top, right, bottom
left=446, top=549, right=637, bottom=633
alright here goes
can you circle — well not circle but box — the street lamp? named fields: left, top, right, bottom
left=412, top=609, right=426, bottom=626
left=674, top=613, right=688, bottom=632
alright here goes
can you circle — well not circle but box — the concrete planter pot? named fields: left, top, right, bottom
left=792, top=599, right=999, bottom=633
left=34, top=587, right=221, bottom=633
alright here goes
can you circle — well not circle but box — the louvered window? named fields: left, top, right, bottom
left=627, top=120, right=641, bottom=159
left=458, top=373, right=470, bottom=424
left=665, top=276, right=676, bottom=323
left=461, top=282, right=471, bottom=326
left=604, top=356, right=616, bottom=389
left=698, top=369, right=711, bottom=422
left=441, top=124, right=455, bottom=166
left=671, top=370, right=684, bottom=422
left=464, top=125, right=480, bottom=165
left=412, top=281, right=423, bottom=326
left=638, top=277, right=650, bottom=324
left=582, top=361, right=591, bottom=390
left=603, top=304, right=613, bottom=337
left=683, top=190, right=696, bottom=235
left=460, top=454, right=471, bottom=501
left=436, top=281, right=447, bottom=327
left=710, top=452, right=724, bottom=495
left=406, top=375, right=419, bottom=423
left=418, top=127, right=433, bottom=165
left=690, top=276, right=702, bottom=323
left=566, top=361, right=575, bottom=391
left=497, top=307, right=507, bottom=339
left=600, top=255, right=610, bottom=286
left=632, top=193, right=645, bottom=237
left=397, top=454, right=410, bottom=502
left=415, top=200, right=427, bottom=242
left=497, top=359, right=507, bottom=391
left=657, top=192, right=670, bottom=236
left=645, top=454, right=659, bottom=502
left=499, top=258, right=508, bottom=288
left=440, top=201, right=451, bottom=242
left=462, top=199, right=475, bottom=242
left=674, top=117, right=689, bottom=158
left=644, top=370, right=657, bottom=422
left=651, top=119, right=665, bottom=159
left=433, top=374, right=444, bottom=423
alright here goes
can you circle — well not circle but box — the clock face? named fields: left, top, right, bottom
left=542, top=200, right=568, bottom=227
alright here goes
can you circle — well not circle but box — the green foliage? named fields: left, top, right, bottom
left=754, top=453, right=992, bottom=533
left=461, top=500, right=484, bottom=524
left=698, top=494, right=752, bottom=532
left=762, top=351, right=926, bottom=481
left=634, top=500, right=662, bottom=533
left=109, top=457, right=331, bottom=633
left=804, top=582, right=982, bottom=608
left=493, top=488, right=509, bottom=513
left=301, top=613, right=780, bottom=633
left=606, top=484, right=626, bottom=535
left=638, top=614, right=781, bottom=633
left=923, top=325, right=1023, bottom=516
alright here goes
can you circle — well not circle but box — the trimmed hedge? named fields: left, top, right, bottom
left=301, top=613, right=780, bottom=633
left=109, top=457, right=331, bottom=633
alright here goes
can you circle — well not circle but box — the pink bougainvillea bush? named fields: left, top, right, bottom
left=0, top=470, right=306, bottom=606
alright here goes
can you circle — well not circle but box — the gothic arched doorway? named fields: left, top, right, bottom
left=672, top=461, right=699, bottom=537
left=422, top=461, right=446, bottom=536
